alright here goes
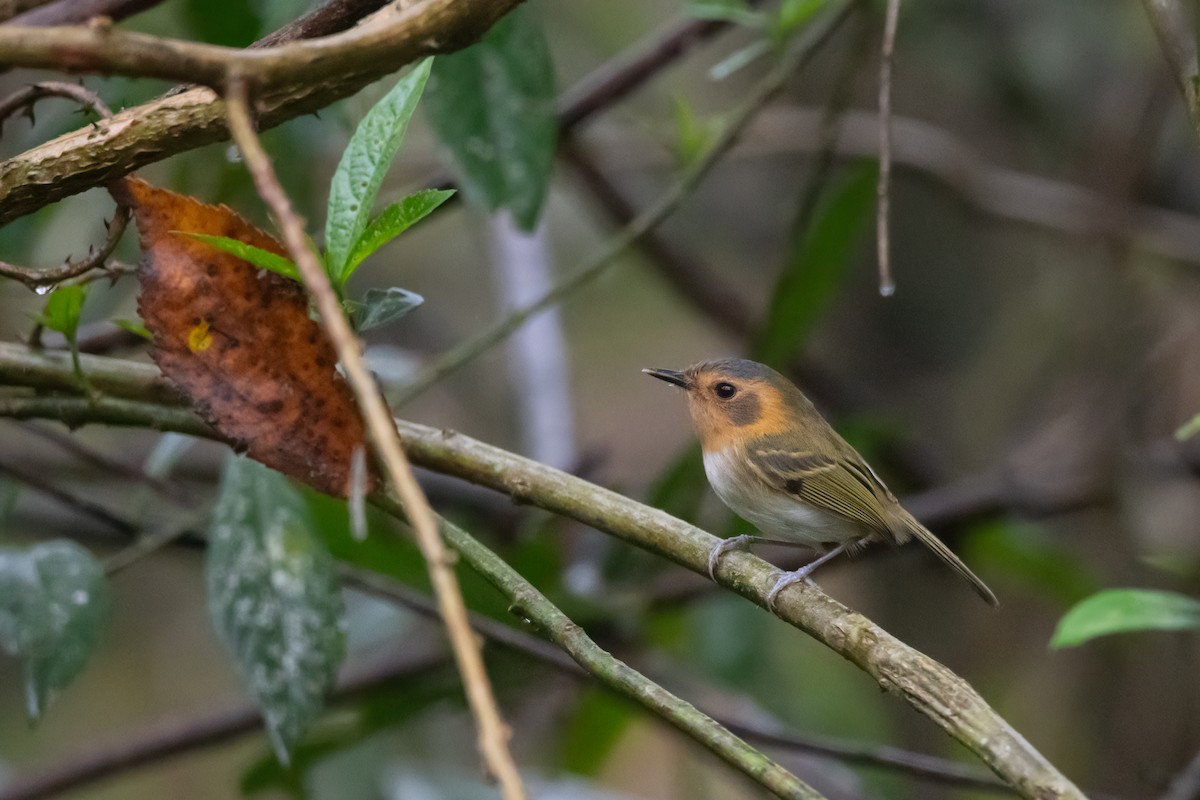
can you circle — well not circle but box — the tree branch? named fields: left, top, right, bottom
left=0, top=0, right=522, bottom=226
left=0, top=348, right=1083, bottom=798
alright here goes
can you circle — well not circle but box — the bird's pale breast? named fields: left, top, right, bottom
left=702, top=446, right=864, bottom=547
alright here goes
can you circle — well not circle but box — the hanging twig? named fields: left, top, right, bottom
left=876, top=0, right=901, bottom=296
left=0, top=81, right=128, bottom=291
left=221, top=73, right=528, bottom=800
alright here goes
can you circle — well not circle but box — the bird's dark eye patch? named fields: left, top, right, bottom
left=714, top=382, right=737, bottom=399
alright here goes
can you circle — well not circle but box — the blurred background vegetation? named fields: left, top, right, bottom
left=1, top=0, right=1199, bottom=798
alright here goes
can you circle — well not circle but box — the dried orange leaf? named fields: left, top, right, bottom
left=111, top=178, right=372, bottom=497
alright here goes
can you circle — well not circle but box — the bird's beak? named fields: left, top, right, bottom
left=642, top=368, right=691, bottom=389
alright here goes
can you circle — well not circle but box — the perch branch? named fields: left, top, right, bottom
left=221, top=74, right=527, bottom=800
left=0, top=349, right=1082, bottom=798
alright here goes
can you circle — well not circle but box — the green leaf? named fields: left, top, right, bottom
left=207, top=457, right=346, bottom=763
left=671, top=96, right=723, bottom=169
left=0, top=541, right=110, bottom=720
left=1051, top=589, right=1200, bottom=648
left=774, top=0, right=827, bottom=37
left=425, top=7, right=557, bottom=230
left=112, top=318, right=153, bottom=340
left=179, top=232, right=300, bottom=281
left=37, top=285, right=87, bottom=338
left=325, top=59, right=433, bottom=283
left=344, top=189, right=455, bottom=278
left=351, top=287, right=424, bottom=332
left=753, top=162, right=876, bottom=368
left=1175, top=412, right=1200, bottom=441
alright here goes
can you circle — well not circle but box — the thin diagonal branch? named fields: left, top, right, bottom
left=221, top=74, right=527, bottom=799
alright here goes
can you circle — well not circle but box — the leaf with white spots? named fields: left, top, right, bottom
left=206, top=457, right=346, bottom=763
left=0, top=541, right=110, bottom=720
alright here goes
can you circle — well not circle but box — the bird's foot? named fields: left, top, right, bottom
left=765, top=567, right=819, bottom=610
left=707, top=535, right=755, bottom=580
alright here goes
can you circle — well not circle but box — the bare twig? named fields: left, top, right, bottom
left=394, top=2, right=854, bottom=406
left=221, top=74, right=527, bottom=799
left=876, top=0, right=900, bottom=296
left=0, top=81, right=129, bottom=291
left=0, top=79, right=111, bottom=123
left=0, top=205, right=129, bottom=290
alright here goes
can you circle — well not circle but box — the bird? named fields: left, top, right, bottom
left=643, top=358, right=998, bottom=609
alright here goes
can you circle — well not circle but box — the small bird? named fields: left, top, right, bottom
left=644, top=358, right=998, bottom=608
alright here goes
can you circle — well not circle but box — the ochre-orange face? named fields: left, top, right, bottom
left=645, top=360, right=795, bottom=452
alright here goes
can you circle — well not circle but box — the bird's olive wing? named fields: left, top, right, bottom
left=747, top=448, right=891, bottom=532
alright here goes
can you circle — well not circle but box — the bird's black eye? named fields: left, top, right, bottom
left=715, top=382, right=737, bottom=399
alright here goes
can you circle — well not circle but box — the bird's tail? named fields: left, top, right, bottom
left=890, top=509, right=999, bottom=607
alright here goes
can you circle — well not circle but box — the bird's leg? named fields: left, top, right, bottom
left=707, top=535, right=812, bottom=580
left=765, top=535, right=874, bottom=610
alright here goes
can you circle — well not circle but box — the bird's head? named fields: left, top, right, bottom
left=643, top=358, right=805, bottom=451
